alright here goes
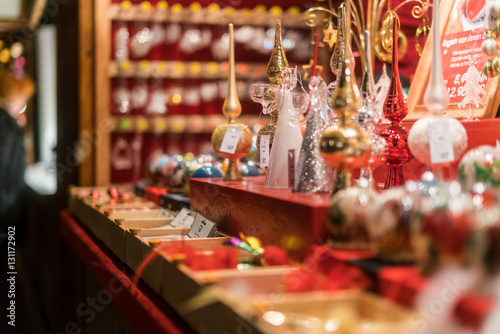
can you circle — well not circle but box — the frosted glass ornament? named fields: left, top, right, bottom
left=264, top=68, right=303, bottom=189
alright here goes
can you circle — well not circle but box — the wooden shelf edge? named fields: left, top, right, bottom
left=109, top=4, right=307, bottom=29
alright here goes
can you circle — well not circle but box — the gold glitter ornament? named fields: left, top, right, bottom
left=256, top=20, right=288, bottom=157
left=266, top=19, right=289, bottom=85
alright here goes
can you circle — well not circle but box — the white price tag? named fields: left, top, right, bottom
left=219, top=126, right=243, bottom=154
left=428, top=119, right=455, bottom=164
left=156, top=208, right=175, bottom=218
left=187, top=213, right=219, bottom=238
left=260, top=135, right=270, bottom=168
left=169, top=208, right=195, bottom=228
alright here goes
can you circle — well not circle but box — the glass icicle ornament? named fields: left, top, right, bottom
left=295, top=76, right=334, bottom=193
left=376, top=12, right=412, bottom=189
left=264, top=68, right=303, bottom=189
left=211, top=24, right=253, bottom=181
left=356, top=30, right=387, bottom=191
left=256, top=19, right=289, bottom=160
left=328, top=3, right=355, bottom=96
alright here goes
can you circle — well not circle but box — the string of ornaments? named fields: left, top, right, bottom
left=482, top=0, right=500, bottom=76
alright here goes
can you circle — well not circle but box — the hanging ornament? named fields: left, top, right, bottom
left=302, top=59, right=324, bottom=81
left=323, top=19, right=337, bottom=49
left=114, top=25, right=130, bottom=62
left=131, top=79, right=149, bottom=109
left=112, top=136, right=133, bottom=170
left=374, top=10, right=408, bottom=63
left=165, top=23, right=182, bottom=44
left=113, top=85, right=131, bottom=114
left=131, top=27, right=154, bottom=58
left=146, top=88, right=168, bottom=114
left=264, top=67, right=303, bottom=189
left=415, top=10, right=431, bottom=56
left=302, top=34, right=324, bottom=81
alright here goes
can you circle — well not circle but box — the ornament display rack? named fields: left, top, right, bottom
left=108, top=3, right=305, bottom=28
left=86, top=0, right=310, bottom=186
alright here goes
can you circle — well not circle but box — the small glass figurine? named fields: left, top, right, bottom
left=264, top=68, right=303, bottom=189
left=459, top=60, right=485, bottom=122
left=295, top=76, right=333, bottom=193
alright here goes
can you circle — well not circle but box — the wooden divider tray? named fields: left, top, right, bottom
left=247, top=291, right=415, bottom=334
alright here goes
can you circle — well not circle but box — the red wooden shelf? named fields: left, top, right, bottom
left=190, top=176, right=331, bottom=259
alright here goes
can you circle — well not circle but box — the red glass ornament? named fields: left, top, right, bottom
left=378, top=13, right=412, bottom=188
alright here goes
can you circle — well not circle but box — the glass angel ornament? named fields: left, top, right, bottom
left=255, top=19, right=289, bottom=164
left=264, top=68, right=303, bottom=189
left=295, top=76, right=334, bottom=193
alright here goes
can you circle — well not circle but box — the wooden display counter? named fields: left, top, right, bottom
left=64, top=183, right=496, bottom=333
left=190, top=177, right=331, bottom=260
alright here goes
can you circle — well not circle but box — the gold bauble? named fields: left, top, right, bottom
left=211, top=122, right=253, bottom=161
left=319, top=122, right=371, bottom=171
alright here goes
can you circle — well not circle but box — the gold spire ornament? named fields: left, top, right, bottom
left=267, top=19, right=289, bottom=86
left=319, top=3, right=371, bottom=190
left=256, top=19, right=289, bottom=158
left=211, top=24, right=252, bottom=181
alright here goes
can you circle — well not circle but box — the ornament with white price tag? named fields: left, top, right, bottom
left=260, top=135, right=270, bottom=167
left=428, top=119, right=454, bottom=164
left=219, top=126, right=243, bottom=154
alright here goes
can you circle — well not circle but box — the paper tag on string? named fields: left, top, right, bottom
left=187, top=213, right=219, bottom=238
left=260, top=135, right=270, bottom=167
left=428, top=119, right=454, bottom=164
left=288, top=149, right=296, bottom=188
left=169, top=208, right=195, bottom=228
left=219, top=126, right=242, bottom=154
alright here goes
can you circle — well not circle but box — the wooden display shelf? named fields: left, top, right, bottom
left=109, top=4, right=307, bottom=28
left=109, top=60, right=268, bottom=80
left=67, top=184, right=496, bottom=333
left=110, top=114, right=267, bottom=134
left=66, top=186, right=296, bottom=334
left=189, top=176, right=331, bottom=260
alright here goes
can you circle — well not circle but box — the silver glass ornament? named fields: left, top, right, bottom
left=295, top=76, right=334, bottom=193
